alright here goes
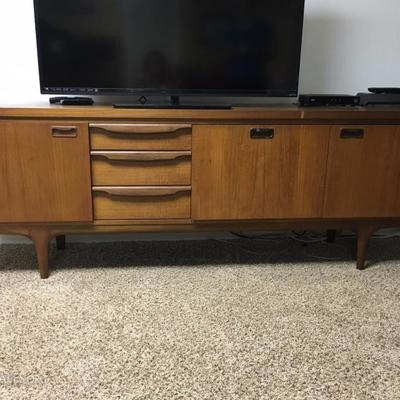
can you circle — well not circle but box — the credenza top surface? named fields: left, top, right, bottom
left=0, top=103, right=400, bottom=121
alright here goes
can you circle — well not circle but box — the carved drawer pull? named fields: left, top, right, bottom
left=92, top=186, right=191, bottom=197
left=250, top=128, right=275, bottom=139
left=90, top=151, right=191, bottom=162
left=90, top=124, right=191, bottom=135
left=51, top=126, right=78, bottom=138
left=340, top=128, right=364, bottom=139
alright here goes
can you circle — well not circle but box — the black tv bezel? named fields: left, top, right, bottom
left=33, top=0, right=305, bottom=99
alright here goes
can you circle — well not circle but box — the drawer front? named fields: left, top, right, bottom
left=91, top=151, right=191, bottom=186
left=93, top=186, right=191, bottom=220
left=90, top=124, right=192, bottom=150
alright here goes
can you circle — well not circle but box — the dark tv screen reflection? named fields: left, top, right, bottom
left=34, top=0, right=305, bottom=96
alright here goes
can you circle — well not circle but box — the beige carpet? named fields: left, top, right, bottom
left=1, top=237, right=400, bottom=400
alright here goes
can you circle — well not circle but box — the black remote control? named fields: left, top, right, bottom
left=49, top=96, right=69, bottom=104
left=368, top=88, right=400, bottom=95
left=60, top=98, right=94, bottom=106
left=50, top=96, right=94, bottom=105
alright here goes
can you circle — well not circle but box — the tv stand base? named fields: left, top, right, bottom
left=113, top=103, right=232, bottom=110
left=2, top=104, right=400, bottom=278
left=114, top=95, right=232, bottom=110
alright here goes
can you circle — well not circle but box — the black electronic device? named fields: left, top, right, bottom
left=357, top=92, right=400, bottom=106
left=299, top=94, right=360, bottom=107
left=368, top=87, right=400, bottom=95
left=49, top=97, right=94, bottom=106
left=33, top=0, right=305, bottom=103
left=49, top=96, right=69, bottom=104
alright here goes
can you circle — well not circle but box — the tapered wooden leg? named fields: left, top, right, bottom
left=29, top=229, right=52, bottom=279
left=56, top=235, right=66, bottom=250
left=356, top=226, right=377, bottom=270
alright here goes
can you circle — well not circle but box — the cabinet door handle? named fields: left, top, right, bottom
left=90, top=151, right=191, bottom=162
left=340, top=128, right=364, bottom=139
left=250, top=128, right=274, bottom=139
left=93, top=186, right=191, bottom=197
left=51, top=126, right=78, bottom=138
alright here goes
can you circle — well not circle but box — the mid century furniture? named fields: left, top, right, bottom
left=1, top=104, right=400, bottom=278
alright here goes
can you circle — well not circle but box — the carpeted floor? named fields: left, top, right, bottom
left=0, top=236, right=400, bottom=400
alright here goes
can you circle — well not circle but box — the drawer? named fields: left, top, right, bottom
left=90, top=124, right=192, bottom=150
left=93, top=186, right=191, bottom=220
left=91, top=151, right=191, bottom=186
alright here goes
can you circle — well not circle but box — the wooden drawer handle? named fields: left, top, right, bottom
left=340, top=128, right=364, bottom=139
left=250, top=128, right=274, bottom=139
left=93, top=186, right=191, bottom=197
left=90, top=124, right=191, bottom=135
left=51, top=126, right=78, bottom=138
left=90, top=151, right=191, bottom=162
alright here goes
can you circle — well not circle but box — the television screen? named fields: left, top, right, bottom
left=33, top=0, right=305, bottom=97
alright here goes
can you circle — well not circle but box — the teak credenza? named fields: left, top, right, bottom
left=1, top=104, right=400, bottom=278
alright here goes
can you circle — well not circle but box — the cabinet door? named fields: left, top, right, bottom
left=0, top=121, right=92, bottom=223
left=192, top=125, right=330, bottom=220
left=323, top=126, right=400, bottom=218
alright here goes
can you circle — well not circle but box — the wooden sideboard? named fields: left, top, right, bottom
left=1, top=104, right=400, bottom=278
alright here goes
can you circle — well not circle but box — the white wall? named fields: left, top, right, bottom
left=300, top=0, right=400, bottom=94
left=1, top=0, right=400, bottom=242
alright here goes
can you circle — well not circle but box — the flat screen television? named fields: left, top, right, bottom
left=33, top=0, right=305, bottom=100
